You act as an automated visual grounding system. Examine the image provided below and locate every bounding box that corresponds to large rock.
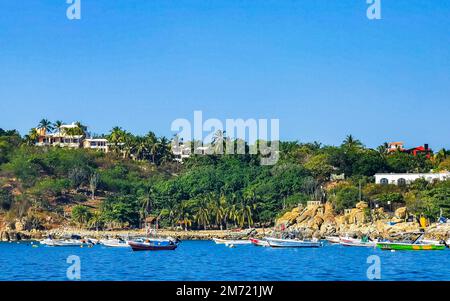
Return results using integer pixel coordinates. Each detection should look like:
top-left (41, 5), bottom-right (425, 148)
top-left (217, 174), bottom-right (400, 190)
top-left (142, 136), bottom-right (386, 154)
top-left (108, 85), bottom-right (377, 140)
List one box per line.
top-left (355, 201), bottom-right (369, 210)
top-left (395, 207), bottom-right (408, 220)
top-left (14, 220), bottom-right (25, 232)
top-left (296, 206), bottom-right (319, 225)
top-left (276, 207), bottom-right (301, 227)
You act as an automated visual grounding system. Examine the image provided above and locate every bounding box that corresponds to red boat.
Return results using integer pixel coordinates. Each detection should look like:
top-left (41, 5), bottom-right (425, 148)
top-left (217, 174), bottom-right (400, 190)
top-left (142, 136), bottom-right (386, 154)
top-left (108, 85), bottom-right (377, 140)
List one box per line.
top-left (128, 241), bottom-right (178, 251)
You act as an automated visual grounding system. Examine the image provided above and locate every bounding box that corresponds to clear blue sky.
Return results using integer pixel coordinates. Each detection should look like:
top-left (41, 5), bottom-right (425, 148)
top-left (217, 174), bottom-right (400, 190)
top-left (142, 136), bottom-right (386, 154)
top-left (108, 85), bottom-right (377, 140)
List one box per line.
top-left (0, 0), bottom-right (449, 149)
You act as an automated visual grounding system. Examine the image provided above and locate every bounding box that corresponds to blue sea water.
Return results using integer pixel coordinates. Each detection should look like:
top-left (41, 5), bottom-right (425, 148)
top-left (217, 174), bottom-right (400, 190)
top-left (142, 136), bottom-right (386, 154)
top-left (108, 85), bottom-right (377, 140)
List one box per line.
top-left (0, 241), bottom-right (449, 281)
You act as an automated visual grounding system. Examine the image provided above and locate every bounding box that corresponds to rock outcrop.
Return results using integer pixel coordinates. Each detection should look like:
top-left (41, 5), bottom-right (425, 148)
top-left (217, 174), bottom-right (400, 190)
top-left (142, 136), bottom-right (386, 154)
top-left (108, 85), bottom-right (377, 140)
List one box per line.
top-left (276, 202), bottom-right (446, 240)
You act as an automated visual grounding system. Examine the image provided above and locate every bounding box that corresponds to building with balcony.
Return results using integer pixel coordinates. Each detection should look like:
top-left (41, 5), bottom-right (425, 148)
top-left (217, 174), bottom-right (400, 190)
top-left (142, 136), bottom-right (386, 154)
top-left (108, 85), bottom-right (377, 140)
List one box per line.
top-left (83, 138), bottom-right (109, 153)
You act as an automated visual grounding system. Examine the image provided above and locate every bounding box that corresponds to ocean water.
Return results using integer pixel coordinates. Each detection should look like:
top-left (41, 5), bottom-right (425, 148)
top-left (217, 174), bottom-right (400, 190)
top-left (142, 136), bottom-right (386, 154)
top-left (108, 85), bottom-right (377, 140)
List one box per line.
top-left (0, 240), bottom-right (449, 281)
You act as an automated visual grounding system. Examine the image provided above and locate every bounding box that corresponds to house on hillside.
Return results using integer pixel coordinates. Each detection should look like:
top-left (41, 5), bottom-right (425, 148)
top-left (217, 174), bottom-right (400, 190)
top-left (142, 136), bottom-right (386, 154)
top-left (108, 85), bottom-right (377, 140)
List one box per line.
top-left (375, 172), bottom-right (450, 186)
top-left (36, 122), bottom-right (109, 152)
top-left (386, 141), bottom-right (432, 158)
top-left (36, 123), bottom-right (83, 149)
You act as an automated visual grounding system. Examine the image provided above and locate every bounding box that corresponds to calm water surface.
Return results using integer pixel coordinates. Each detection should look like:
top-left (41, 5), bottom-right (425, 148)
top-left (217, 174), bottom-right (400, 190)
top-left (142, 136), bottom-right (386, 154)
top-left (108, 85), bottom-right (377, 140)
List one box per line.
top-left (0, 241), bottom-right (449, 281)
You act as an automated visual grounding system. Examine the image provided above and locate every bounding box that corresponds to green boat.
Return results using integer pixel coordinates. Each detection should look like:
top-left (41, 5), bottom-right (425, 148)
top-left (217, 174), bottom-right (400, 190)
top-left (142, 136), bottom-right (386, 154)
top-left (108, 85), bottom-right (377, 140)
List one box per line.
top-left (377, 233), bottom-right (446, 251)
top-left (377, 242), bottom-right (446, 251)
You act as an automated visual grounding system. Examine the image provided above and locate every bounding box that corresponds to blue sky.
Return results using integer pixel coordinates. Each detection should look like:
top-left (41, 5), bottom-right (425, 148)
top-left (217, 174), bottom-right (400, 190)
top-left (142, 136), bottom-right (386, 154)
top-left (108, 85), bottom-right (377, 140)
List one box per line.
top-left (0, 0), bottom-right (449, 149)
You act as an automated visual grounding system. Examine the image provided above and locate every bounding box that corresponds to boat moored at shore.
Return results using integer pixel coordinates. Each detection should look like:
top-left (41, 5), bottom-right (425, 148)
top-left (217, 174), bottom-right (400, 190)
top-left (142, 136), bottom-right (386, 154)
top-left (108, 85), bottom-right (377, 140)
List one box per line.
top-left (213, 238), bottom-right (252, 245)
top-left (128, 240), bottom-right (178, 251)
top-left (377, 242), bottom-right (445, 251)
top-left (265, 237), bottom-right (322, 248)
top-left (250, 238), bottom-right (270, 247)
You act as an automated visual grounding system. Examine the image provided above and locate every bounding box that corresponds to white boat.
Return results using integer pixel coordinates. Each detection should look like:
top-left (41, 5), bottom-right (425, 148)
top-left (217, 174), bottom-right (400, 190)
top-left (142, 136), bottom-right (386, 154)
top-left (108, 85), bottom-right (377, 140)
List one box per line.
top-left (100, 239), bottom-right (130, 248)
top-left (339, 237), bottom-right (377, 248)
top-left (85, 238), bottom-right (100, 245)
top-left (213, 238), bottom-right (252, 245)
top-left (265, 237), bottom-right (322, 248)
top-left (325, 236), bottom-right (340, 244)
top-left (250, 238), bottom-right (270, 247)
top-left (40, 239), bottom-right (84, 247)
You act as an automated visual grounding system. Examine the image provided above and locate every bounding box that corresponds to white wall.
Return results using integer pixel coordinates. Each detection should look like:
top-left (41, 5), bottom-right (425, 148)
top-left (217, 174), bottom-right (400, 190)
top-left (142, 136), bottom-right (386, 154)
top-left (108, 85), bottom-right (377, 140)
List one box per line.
top-left (375, 172), bottom-right (450, 185)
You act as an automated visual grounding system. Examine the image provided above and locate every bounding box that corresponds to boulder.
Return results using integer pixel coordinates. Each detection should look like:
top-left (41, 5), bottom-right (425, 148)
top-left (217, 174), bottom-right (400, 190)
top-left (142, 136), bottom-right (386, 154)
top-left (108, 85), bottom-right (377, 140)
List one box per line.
top-left (276, 207), bottom-right (301, 227)
top-left (395, 207), bottom-right (408, 220)
top-left (296, 206), bottom-right (319, 225)
top-left (14, 220), bottom-right (25, 232)
top-left (355, 201), bottom-right (369, 210)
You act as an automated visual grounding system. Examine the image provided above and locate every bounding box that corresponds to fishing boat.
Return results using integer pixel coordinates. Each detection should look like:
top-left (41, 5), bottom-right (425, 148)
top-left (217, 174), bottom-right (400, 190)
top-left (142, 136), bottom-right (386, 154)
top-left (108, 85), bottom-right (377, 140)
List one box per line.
top-left (265, 237), bottom-right (322, 248)
top-left (250, 238), bottom-right (270, 247)
top-left (377, 233), bottom-right (446, 251)
top-left (377, 242), bottom-right (445, 251)
top-left (40, 238), bottom-right (84, 247)
top-left (128, 240), bottom-right (178, 251)
top-left (213, 238), bottom-right (252, 245)
top-left (325, 236), bottom-right (340, 244)
top-left (339, 237), bottom-right (378, 248)
top-left (100, 239), bottom-right (130, 248)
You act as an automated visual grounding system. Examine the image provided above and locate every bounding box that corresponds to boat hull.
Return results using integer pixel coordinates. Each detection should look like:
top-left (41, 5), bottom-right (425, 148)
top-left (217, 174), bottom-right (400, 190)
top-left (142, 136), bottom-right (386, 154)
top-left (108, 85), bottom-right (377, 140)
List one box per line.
top-left (128, 241), bottom-right (178, 251)
top-left (101, 240), bottom-right (130, 248)
top-left (41, 239), bottom-right (84, 247)
top-left (339, 238), bottom-right (377, 248)
top-left (265, 237), bottom-right (322, 248)
top-left (213, 238), bottom-right (252, 245)
top-left (250, 238), bottom-right (270, 247)
top-left (325, 237), bottom-right (340, 244)
top-left (377, 242), bottom-right (446, 251)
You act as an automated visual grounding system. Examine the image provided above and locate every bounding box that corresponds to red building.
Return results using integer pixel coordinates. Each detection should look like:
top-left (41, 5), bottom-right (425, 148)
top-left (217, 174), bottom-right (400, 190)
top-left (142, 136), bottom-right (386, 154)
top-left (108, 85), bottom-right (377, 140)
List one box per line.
top-left (407, 144), bottom-right (433, 158)
top-left (387, 142), bottom-right (433, 158)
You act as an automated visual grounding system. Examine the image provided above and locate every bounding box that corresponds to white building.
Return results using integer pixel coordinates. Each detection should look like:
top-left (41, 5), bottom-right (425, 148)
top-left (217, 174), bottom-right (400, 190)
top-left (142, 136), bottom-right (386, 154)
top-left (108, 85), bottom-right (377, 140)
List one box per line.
top-left (36, 123), bottom-right (83, 149)
top-left (36, 123), bottom-right (109, 153)
top-left (83, 138), bottom-right (109, 153)
top-left (375, 172), bottom-right (450, 185)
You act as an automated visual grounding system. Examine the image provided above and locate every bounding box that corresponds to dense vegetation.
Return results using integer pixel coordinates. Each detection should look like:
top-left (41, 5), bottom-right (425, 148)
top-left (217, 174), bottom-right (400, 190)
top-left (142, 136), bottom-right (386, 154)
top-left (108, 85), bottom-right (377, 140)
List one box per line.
top-left (1, 122), bottom-right (450, 231)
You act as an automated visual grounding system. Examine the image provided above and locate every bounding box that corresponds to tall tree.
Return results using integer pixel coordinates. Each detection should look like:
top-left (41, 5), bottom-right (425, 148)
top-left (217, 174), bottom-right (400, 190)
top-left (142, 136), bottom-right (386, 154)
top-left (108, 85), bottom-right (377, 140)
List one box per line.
top-left (38, 119), bottom-right (54, 133)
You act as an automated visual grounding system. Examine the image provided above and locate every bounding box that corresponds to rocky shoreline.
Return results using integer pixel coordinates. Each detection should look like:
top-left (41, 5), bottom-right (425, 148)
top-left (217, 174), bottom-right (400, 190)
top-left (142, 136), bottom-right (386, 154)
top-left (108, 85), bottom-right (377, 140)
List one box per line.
top-left (277, 202), bottom-right (450, 242)
top-left (2, 202), bottom-right (450, 242)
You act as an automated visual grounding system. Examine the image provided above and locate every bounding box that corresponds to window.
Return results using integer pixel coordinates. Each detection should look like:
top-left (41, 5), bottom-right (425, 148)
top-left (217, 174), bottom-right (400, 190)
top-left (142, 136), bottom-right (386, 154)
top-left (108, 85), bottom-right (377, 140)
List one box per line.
top-left (397, 178), bottom-right (406, 186)
top-left (380, 178), bottom-right (388, 185)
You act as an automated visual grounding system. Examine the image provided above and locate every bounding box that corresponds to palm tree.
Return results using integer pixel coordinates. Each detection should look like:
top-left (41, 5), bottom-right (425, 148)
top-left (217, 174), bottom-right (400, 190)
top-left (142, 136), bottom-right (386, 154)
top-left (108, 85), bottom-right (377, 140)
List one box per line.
top-left (157, 136), bottom-right (173, 164)
top-left (138, 188), bottom-right (154, 220)
top-left (108, 127), bottom-right (127, 154)
top-left (171, 201), bottom-right (193, 231)
top-left (88, 211), bottom-right (103, 231)
top-left (144, 132), bottom-right (158, 163)
top-left (194, 198), bottom-right (210, 230)
top-left (237, 203), bottom-right (254, 228)
top-left (212, 130), bottom-right (228, 154)
top-left (377, 142), bottom-right (389, 155)
top-left (434, 148), bottom-right (448, 165)
top-left (228, 203), bottom-right (239, 228)
top-left (342, 135), bottom-right (363, 149)
top-left (38, 119), bottom-right (54, 133)
top-left (53, 120), bottom-right (64, 134)
top-left (75, 121), bottom-right (87, 136)
top-left (25, 128), bottom-right (40, 145)
top-left (208, 193), bottom-right (228, 230)
top-left (131, 136), bottom-right (149, 161)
